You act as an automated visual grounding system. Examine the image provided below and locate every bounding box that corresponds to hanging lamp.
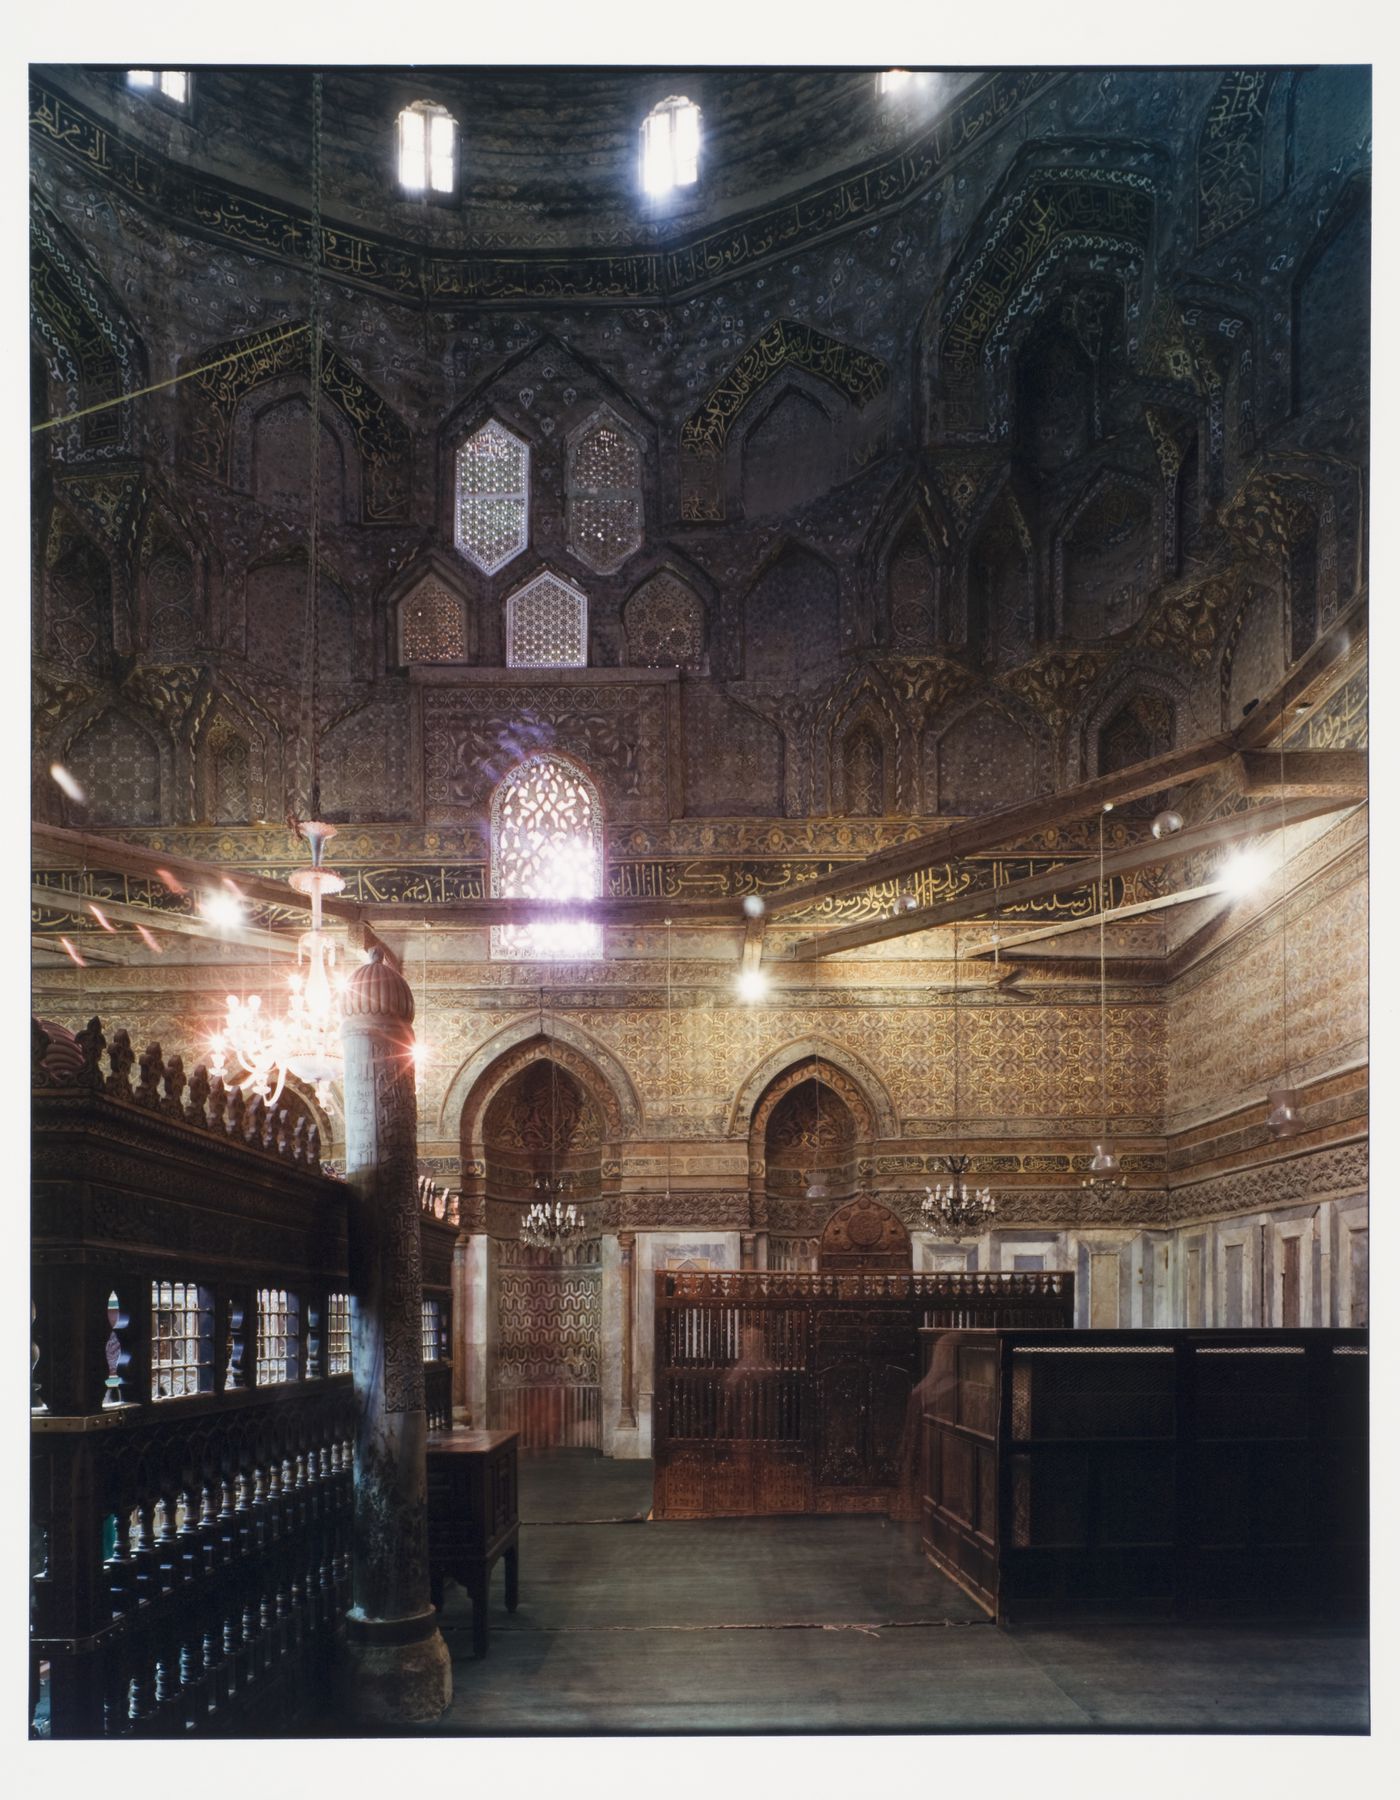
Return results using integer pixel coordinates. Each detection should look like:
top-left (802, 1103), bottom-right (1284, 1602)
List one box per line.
top-left (664, 919), bottom-right (674, 1212)
top-left (521, 986), bottom-right (585, 1250)
top-left (1081, 806), bottom-right (1129, 1202)
top-left (208, 75), bottom-right (348, 1111)
top-left (1266, 693), bottom-right (1302, 1136)
top-left (923, 920), bottom-right (995, 1236)
top-left (805, 1059), bottom-right (833, 1200)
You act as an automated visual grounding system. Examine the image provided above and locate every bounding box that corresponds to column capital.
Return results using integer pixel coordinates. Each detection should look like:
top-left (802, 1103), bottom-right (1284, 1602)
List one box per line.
top-left (342, 948), bottom-right (415, 1024)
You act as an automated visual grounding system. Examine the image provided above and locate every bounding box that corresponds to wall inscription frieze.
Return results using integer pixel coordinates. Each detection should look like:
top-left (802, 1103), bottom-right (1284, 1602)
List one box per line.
top-left (31, 71), bottom-right (1057, 306)
top-left (35, 854), bottom-right (1147, 932)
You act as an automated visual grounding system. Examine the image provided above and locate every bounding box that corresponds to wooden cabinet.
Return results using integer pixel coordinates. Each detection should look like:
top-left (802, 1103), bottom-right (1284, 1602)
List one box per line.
top-left (425, 1429), bottom-right (519, 1656)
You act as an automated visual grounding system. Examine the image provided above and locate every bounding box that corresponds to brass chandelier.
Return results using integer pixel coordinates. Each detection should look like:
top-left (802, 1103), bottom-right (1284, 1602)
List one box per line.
top-left (207, 77), bottom-right (347, 1112)
top-left (1081, 806), bottom-right (1129, 1205)
top-left (520, 988), bottom-right (585, 1251)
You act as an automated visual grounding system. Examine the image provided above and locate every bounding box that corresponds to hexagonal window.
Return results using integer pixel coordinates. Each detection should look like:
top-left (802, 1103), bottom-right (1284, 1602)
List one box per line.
top-left (505, 570), bottom-right (588, 669)
top-left (455, 419), bottom-right (529, 575)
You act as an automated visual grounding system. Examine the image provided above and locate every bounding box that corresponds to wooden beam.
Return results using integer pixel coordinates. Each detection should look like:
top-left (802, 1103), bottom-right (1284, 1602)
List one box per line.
top-left (1234, 599), bottom-right (1366, 749)
top-left (1233, 749), bottom-right (1367, 799)
top-left (763, 731), bottom-right (1240, 922)
top-left (964, 883), bottom-right (1226, 956)
top-left (31, 885), bottom-right (294, 956)
top-left (363, 896), bottom-right (739, 926)
top-left (31, 823), bottom-right (365, 924)
top-left (788, 793), bottom-right (1356, 960)
top-left (765, 598), bottom-right (1365, 924)
top-left (32, 934), bottom-right (127, 968)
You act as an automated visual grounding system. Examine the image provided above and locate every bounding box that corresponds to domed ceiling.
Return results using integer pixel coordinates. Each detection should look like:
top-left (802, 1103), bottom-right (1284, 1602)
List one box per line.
top-left (34, 64), bottom-right (981, 253)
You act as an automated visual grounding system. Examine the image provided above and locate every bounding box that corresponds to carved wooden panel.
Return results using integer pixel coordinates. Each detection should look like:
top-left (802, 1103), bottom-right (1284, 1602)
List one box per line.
top-left (652, 1271), bottom-right (1071, 1519)
top-left (422, 680), bottom-right (670, 821)
top-left (818, 1197), bottom-right (912, 1271)
top-left (489, 1238), bottom-right (601, 1449)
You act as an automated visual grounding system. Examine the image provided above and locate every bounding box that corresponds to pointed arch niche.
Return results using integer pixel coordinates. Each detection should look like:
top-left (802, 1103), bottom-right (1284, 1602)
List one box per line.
top-left (482, 1053), bottom-right (605, 1451)
top-left (139, 512), bottom-right (202, 660)
top-left (395, 568), bottom-right (470, 666)
top-left (964, 488), bottom-right (1033, 670)
top-left (885, 515), bottom-right (943, 650)
top-left (832, 705), bottom-right (896, 817)
top-left (744, 543), bottom-right (839, 687)
top-left (448, 1021), bottom-right (637, 1453)
top-left (64, 706), bottom-right (165, 826)
top-left (623, 570), bottom-right (705, 671)
top-left (197, 702), bottom-right (269, 826)
top-left (41, 512), bottom-right (112, 676)
top-left (735, 377), bottom-right (843, 520)
top-left (567, 406), bottom-right (644, 575)
top-left (932, 699), bottom-right (1037, 817)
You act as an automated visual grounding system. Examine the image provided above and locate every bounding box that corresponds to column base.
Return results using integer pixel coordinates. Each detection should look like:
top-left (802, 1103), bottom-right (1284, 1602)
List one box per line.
top-left (341, 1613), bottom-right (453, 1725)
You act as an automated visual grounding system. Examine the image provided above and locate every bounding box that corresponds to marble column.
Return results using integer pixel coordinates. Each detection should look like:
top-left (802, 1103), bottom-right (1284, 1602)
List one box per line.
top-left (339, 950), bottom-right (451, 1723)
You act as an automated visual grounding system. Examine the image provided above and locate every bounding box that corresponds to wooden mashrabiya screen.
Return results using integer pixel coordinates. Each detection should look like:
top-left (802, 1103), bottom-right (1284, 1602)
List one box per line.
top-left (651, 1269), bottom-right (1073, 1519)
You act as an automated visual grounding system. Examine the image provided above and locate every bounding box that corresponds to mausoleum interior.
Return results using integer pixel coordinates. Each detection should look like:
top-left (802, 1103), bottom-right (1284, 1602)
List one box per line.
top-left (28, 59), bottom-right (1370, 1741)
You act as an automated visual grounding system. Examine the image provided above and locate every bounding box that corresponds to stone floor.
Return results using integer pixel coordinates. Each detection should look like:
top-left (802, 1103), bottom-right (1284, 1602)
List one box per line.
top-left (407, 1450), bottom-right (1370, 1737)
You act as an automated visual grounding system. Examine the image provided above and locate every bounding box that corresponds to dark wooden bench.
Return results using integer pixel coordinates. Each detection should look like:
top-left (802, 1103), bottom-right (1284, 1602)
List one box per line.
top-left (425, 1428), bottom-right (520, 1655)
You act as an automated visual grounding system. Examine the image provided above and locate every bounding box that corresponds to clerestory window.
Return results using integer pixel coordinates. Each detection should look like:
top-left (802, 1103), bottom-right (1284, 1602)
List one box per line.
top-left (398, 100), bottom-right (457, 195)
top-left (640, 96), bottom-right (701, 196)
top-left (128, 70), bottom-right (188, 104)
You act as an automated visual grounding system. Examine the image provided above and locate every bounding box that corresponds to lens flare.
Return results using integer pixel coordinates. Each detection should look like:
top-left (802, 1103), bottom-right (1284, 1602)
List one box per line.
top-left (201, 891), bottom-right (245, 929)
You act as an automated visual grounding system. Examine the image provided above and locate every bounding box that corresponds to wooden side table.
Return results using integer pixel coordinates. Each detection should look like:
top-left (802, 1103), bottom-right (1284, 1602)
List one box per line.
top-left (425, 1428), bottom-right (520, 1656)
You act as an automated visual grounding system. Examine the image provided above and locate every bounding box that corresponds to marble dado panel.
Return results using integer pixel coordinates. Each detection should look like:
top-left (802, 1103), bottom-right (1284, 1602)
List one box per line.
top-left (421, 681), bottom-right (672, 823)
top-left (1167, 854), bottom-right (1367, 1124)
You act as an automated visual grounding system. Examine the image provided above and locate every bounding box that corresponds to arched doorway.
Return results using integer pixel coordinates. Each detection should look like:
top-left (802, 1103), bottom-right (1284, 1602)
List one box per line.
top-left (482, 1059), bottom-right (602, 1448)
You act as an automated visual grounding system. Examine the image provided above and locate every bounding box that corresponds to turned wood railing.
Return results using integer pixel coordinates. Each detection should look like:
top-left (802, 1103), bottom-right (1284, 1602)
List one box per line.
top-left (30, 1017), bottom-right (451, 1738)
top-left (418, 1180), bottom-right (457, 1431)
top-left (652, 1270), bottom-right (1073, 1519)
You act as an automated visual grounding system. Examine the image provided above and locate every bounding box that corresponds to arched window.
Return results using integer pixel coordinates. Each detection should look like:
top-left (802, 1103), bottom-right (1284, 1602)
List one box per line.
top-left (505, 570), bottom-right (588, 669)
top-left (491, 755), bottom-right (603, 963)
top-left (397, 572), bottom-right (468, 664)
top-left (567, 410), bottom-right (643, 573)
top-left (455, 419), bottom-right (529, 575)
top-left (623, 570), bottom-right (705, 669)
top-left (640, 96), bottom-right (701, 195)
top-left (397, 100), bottom-right (457, 195)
